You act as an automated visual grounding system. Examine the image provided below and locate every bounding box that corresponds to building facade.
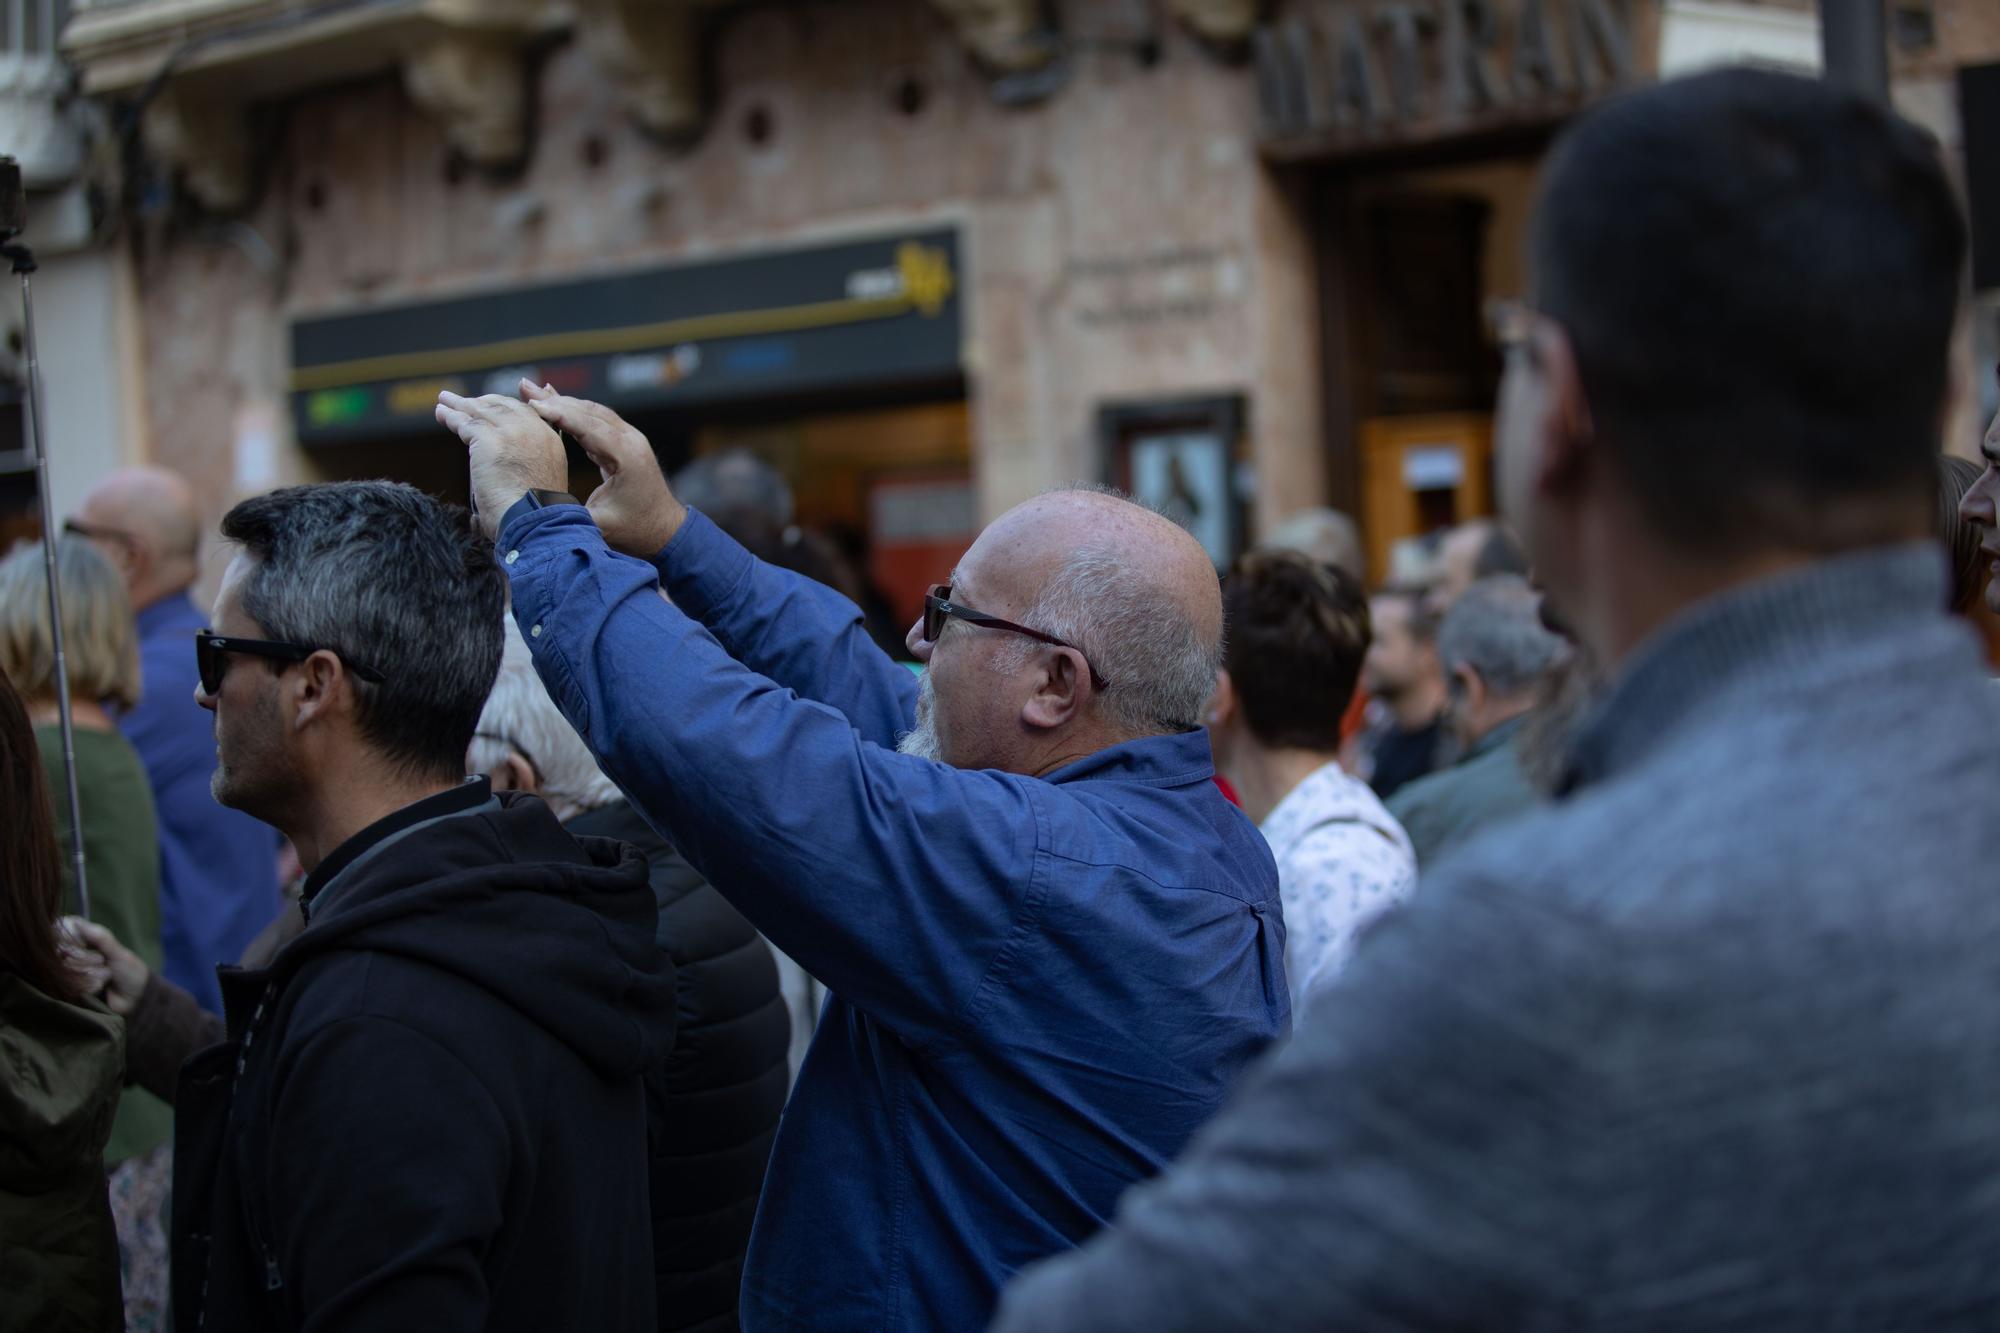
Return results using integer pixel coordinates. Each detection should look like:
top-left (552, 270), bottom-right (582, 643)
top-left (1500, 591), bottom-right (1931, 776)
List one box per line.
top-left (25, 0), bottom-right (2000, 609)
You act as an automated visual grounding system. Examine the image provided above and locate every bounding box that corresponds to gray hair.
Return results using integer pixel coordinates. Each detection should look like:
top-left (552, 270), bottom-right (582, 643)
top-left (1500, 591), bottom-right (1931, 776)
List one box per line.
top-left (1263, 507), bottom-right (1365, 580)
top-left (999, 487), bottom-right (1222, 737)
top-left (672, 450), bottom-right (794, 533)
top-left (467, 614), bottom-right (621, 820)
top-left (1438, 574), bottom-right (1569, 699)
top-left (219, 482), bottom-right (506, 778)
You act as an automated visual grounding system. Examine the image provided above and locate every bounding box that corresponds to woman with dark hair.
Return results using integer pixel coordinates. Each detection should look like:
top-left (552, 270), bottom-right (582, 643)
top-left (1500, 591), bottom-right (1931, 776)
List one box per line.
top-left (0, 536), bottom-right (173, 1328)
top-left (0, 665), bottom-right (125, 1331)
top-left (1938, 453), bottom-right (2000, 671)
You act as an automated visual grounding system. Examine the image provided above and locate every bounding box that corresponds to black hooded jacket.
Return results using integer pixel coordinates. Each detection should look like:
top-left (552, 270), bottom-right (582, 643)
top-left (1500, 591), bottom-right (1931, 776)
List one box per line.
top-left (172, 782), bottom-right (677, 1333)
top-left (566, 799), bottom-right (791, 1333)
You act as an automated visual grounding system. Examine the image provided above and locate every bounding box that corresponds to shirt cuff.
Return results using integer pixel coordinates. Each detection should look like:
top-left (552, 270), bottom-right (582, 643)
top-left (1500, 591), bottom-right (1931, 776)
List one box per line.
top-left (649, 507), bottom-right (758, 623)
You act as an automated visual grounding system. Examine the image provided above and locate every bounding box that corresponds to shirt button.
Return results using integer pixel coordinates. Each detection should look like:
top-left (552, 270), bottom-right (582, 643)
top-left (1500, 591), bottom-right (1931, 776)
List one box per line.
top-left (530, 624), bottom-right (542, 638)
top-left (505, 550), bottom-right (519, 565)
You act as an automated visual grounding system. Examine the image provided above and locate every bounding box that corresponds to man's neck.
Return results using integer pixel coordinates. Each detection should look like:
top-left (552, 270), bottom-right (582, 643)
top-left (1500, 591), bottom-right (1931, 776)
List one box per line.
top-left (131, 572), bottom-right (194, 616)
top-left (285, 767), bottom-right (465, 875)
top-left (1225, 744), bottom-right (1338, 826)
top-left (1562, 488), bottom-right (1930, 674)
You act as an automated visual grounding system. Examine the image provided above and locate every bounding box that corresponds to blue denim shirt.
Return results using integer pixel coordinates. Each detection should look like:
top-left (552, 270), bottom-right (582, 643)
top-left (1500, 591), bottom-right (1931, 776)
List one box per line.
top-left (503, 505), bottom-right (1288, 1332)
top-left (118, 594), bottom-right (283, 1014)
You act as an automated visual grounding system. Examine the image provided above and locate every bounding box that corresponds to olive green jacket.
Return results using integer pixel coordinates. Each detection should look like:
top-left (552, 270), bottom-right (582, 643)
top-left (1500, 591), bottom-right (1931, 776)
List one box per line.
top-left (0, 974), bottom-right (125, 1332)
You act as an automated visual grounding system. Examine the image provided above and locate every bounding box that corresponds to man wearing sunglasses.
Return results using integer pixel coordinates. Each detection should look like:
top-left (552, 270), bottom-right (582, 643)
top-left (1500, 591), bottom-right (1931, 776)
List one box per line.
top-left (437, 383), bottom-right (1285, 1332)
top-left (168, 480), bottom-right (676, 1333)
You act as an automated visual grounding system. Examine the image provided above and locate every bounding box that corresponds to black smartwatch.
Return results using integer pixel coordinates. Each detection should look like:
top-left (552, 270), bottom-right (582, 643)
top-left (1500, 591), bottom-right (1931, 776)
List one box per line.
top-left (499, 488), bottom-right (580, 535)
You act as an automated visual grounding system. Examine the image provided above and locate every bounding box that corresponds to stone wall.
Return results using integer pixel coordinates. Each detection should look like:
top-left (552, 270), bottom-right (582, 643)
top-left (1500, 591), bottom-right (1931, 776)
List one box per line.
top-left (130, 0), bottom-right (1322, 573)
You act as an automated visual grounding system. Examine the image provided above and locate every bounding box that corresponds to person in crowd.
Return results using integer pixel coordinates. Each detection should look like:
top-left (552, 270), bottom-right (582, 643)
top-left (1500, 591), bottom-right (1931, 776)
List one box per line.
top-left (162, 481), bottom-right (674, 1332)
top-left (1357, 586), bottom-right (1447, 798)
top-left (467, 615), bottom-right (790, 1333)
top-left (0, 536), bottom-right (174, 1327)
top-left (435, 383), bottom-right (1286, 1332)
top-left (1388, 574), bottom-right (1568, 866)
top-left (1262, 509), bottom-right (1373, 755)
top-left (69, 467), bottom-right (282, 1016)
top-left (1206, 549), bottom-right (1414, 1016)
top-left (1427, 517), bottom-right (1528, 615)
top-left (991, 68), bottom-right (2000, 1329)
top-left (1945, 418), bottom-right (2000, 669)
top-left (0, 665), bottom-right (126, 1333)
top-left (1262, 507), bottom-right (1366, 580)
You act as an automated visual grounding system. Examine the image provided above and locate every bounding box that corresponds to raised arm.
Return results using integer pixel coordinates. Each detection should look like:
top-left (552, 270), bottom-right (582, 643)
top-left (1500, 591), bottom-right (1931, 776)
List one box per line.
top-left (645, 508), bottom-right (918, 748)
top-left (439, 388), bottom-right (1033, 1039)
top-left (500, 505), bottom-right (1039, 1043)
top-left (523, 383), bottom-right (916, 746)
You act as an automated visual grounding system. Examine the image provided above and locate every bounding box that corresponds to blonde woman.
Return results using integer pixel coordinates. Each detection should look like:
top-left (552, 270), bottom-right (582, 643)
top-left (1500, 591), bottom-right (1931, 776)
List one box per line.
top-left (0, 535), bottom-right (172, 1332)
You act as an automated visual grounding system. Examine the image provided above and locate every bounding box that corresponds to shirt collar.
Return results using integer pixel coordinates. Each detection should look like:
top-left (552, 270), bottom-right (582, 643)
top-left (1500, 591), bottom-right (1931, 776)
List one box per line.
top-left (1259, 761), bottom-right (1380, 857)
top-left (1463, 712), bottom-right (1529, 764)
top-left (1559, 542), bottom-right (1946, 795)
top-left (1041, 728), bottom-right (1216, 789)
top-left (300, 777), bottom-right (493, 911)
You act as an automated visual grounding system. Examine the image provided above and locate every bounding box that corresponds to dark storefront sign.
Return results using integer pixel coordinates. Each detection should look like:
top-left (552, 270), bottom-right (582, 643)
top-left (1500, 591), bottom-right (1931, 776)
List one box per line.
top-left (289, 230), bottom-right (962, 444)
top-left (1254, 0), bottom-right (1637, 160)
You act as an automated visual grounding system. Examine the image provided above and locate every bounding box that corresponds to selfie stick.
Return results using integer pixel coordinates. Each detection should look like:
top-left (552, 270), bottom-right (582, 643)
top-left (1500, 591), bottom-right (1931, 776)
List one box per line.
top-left (1, 158), bottom-right (91, 920)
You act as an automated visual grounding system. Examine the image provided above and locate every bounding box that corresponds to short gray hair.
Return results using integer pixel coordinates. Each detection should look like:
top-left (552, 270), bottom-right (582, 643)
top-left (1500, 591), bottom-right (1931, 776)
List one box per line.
top-left (468, 614), bottom-right (622, 820)
top-left (1438, 574), bottom-right (1568, 699)
top-left (999, 488), bottom-right (1221, 737)
top-left (673, 450), bottom-right (794, 532)
top-left (220, 482), bottom-right (506, 778)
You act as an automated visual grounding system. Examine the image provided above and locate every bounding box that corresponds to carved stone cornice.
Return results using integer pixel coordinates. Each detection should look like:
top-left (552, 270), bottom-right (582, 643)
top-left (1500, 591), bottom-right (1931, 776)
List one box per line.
top-left (1169, 0), bottom-right (1263, 47)
top-left (926, 0), bottom-right (1054, 72)
top-left (574, 0), bottom-right (732, 145)
top-left (64, 0), bottom-right (563, 210)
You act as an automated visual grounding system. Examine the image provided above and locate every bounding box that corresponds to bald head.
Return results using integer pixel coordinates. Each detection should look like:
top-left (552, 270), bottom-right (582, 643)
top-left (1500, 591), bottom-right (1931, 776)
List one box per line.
top-left (962, 486), bottom-right (1222, 736)
top-left (76, 466), bottom-right (201, 608)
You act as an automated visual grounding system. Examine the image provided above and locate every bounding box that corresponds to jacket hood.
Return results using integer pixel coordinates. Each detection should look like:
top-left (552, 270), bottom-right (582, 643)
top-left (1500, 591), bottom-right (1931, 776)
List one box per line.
top-left (0, 975), bottom-right (123, 1187)
top-left (265, 791), bottom-right (674, 1079)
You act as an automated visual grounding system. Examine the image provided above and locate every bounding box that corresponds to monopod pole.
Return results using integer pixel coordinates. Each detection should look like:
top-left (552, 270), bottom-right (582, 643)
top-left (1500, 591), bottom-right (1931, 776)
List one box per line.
top-left (8, 239), bottom-right (91, 920)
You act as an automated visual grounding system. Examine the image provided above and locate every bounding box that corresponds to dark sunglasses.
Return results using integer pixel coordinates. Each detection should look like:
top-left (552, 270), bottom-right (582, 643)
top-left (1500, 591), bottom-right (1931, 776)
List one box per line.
top-left (922, 584), bottom-right (1109, 691)
top-left (195, 630), bottom-right (386, 696)
top-left (62, 518), bottom-right (139, 549)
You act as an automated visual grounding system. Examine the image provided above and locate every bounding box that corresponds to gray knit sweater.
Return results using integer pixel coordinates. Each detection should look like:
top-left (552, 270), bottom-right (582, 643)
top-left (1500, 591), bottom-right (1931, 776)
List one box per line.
top-left (993, 544), bottom-right (2000, 1331)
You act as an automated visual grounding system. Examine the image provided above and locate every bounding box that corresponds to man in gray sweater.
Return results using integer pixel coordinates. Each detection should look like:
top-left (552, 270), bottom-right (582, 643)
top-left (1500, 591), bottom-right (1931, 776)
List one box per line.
top-left (993, 67), bottom-right (2000, 1331)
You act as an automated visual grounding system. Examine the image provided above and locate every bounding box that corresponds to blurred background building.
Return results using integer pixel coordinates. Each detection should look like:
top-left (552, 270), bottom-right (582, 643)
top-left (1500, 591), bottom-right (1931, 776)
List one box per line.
top-left (0, 0), bottom-right (1996, 609)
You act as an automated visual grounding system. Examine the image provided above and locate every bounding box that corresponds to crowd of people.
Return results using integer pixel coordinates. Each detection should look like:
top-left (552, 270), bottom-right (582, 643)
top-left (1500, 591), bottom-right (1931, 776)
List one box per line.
top-left (3, 65), bottom-right (2000, 1332)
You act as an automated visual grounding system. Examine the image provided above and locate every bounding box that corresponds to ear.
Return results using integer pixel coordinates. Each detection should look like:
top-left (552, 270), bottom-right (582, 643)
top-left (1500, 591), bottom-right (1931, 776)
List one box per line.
top-left (289, 649), bottom-right (353, 736)
top-left (1453, 662), bottom-right (1486, 722)
top-left (1206, 667), bottom-right (1235, 730)
top-left (1020, 645), bottom-right (1088, 732)
top-left (1535, 320), bottom-right (1597, 499)
top-left (487, 752), bottom-right (540, 796)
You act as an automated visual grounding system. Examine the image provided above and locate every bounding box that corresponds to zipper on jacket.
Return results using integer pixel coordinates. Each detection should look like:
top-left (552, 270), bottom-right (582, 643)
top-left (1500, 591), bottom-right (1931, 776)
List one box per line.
top-left (265, 1251), bottom-right (284, 1292)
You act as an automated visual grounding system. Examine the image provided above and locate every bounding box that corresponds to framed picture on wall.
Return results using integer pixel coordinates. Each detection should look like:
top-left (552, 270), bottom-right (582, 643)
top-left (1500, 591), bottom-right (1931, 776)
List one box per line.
top-left (1098, 394), bottom-right (1247, 569)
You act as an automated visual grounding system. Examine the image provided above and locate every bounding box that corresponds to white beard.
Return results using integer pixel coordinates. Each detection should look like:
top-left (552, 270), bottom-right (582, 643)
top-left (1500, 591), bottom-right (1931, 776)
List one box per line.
top-left (896, 670), bottom-right (943, 762)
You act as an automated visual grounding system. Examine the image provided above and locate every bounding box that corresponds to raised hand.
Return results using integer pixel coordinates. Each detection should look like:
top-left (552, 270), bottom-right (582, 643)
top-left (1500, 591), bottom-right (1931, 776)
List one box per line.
top-left (519, 381), bottom-right (689, 557)
top-left (435, 389), bottom-right (570, 540)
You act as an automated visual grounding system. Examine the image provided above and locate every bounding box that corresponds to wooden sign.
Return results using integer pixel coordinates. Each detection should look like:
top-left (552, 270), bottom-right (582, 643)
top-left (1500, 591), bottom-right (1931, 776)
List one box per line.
top-left (1255, 0), bottom-right (1639, 157)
